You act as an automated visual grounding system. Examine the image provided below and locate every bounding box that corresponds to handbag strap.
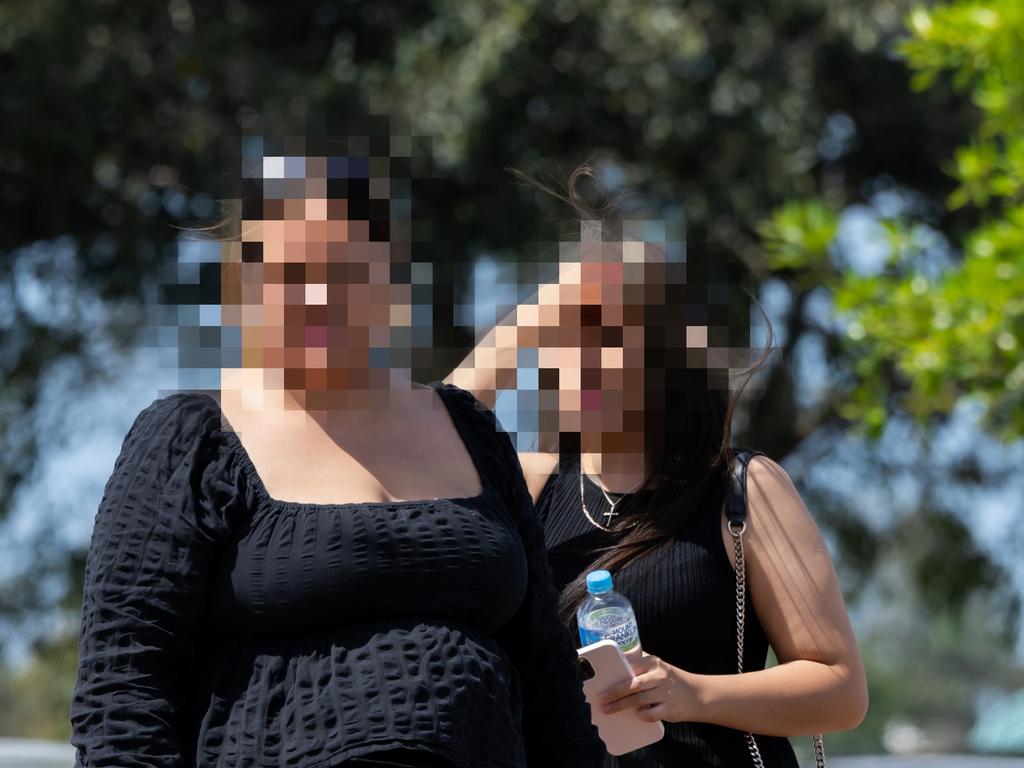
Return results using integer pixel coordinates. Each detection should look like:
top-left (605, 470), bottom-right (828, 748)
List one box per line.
top-left (728, 449), bottom-right (827, 768)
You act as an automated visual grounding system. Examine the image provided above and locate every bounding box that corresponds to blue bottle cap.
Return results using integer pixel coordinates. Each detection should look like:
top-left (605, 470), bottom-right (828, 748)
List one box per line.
top-left (586, 570), bottom-right (613, 594)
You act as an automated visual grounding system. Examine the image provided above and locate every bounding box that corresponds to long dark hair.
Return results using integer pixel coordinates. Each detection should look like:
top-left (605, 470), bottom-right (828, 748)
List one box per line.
top-left (506, 159), bottom-right (775, 626)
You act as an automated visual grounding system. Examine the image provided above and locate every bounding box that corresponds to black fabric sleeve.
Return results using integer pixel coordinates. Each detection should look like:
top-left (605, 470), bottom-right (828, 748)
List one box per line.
top-left (455, 388), bottom-right (606, 767)
top-left (69, 393), bottom-right (229, 768)
top-left (498, 465), bottom-right (608, 767)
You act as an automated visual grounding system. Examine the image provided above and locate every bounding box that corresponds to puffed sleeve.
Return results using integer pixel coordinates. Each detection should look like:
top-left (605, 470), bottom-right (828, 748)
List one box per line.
top-left (457, 389), bottom-right (606, 767)
top-left (69, 393), bottom-right (235, 768)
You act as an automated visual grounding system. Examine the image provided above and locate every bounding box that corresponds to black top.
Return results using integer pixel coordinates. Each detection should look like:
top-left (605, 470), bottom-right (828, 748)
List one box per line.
top-left (536, 452), bottom-right (800, 768)
top-left (69, 383), bottom-right (606, 768)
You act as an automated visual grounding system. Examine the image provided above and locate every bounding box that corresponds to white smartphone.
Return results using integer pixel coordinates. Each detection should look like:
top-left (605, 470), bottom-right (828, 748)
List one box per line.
top-left (576, 639), bottom-right (666, 755)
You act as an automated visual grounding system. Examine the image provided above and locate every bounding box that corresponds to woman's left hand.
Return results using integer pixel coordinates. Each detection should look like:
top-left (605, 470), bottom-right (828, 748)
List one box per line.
top-left (597, 651), bottom-right (701, 723)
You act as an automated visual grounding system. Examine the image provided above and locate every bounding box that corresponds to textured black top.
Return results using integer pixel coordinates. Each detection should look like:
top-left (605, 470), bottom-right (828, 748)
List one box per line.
top-left (69, 383), bottom-right (606, 768)
top-left (536, 452), bottom-right (799, 768)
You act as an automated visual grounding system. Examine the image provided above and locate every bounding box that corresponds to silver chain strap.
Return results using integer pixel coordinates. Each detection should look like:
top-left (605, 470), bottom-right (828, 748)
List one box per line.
top-left (730, 519), bottom-right (827, 768)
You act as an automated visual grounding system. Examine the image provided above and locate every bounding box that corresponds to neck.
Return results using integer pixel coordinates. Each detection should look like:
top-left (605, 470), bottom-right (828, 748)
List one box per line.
top-left (220, 365), bottom-right (421, 415)
top-left (581, 449), bottom-right (654, 494)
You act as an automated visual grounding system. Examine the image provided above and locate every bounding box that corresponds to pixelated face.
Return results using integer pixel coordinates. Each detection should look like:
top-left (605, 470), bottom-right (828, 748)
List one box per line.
top-left (410, 191), bottom-right (756, 460)
top-left (530, 238), bottom-right (678, 449)
top-left (446, 209), bottom-right (743, 454)
top-left (235, 155), bottom-right (407, 386)
top-left (534, 231), bottom-right (742, 455)
top-left (573, 246), bottom-right (648, 439)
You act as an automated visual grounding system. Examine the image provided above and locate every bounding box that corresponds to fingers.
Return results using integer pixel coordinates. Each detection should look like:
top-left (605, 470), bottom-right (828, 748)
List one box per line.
top-left (599, 687), bottom-right (659, 715)
top-left (636, 702), bottom-right (665, 721)
top-left (599, 673), bottom-right (649, 706)
top-left (626, 651), bottom-right (656, 675)
top-left (599, 661), bottom-right (663, 705)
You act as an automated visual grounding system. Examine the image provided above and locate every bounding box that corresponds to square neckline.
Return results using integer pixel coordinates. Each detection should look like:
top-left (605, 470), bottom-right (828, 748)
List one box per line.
top-left (204, 382), bottom-right (492, 512)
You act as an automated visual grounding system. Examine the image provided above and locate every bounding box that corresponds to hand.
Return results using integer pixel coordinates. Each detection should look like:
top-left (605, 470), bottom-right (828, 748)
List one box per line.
top-left (597, 650), bottom-right (700, 723)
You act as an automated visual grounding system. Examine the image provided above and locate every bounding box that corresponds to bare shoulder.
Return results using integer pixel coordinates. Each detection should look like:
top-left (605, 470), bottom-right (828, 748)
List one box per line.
top-left (518, 451), bottom-right (560, 505)
top-left (746, 453), bottom-right (801, 497)
top-left (744, 454), bottom-right (827, 555)
top-left (720, 454), bottom-right (824, 568)
top-left (724, 455), bottom-right (860, 667)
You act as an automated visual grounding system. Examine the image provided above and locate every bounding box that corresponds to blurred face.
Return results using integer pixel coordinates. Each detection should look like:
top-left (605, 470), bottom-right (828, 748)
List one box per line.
top-left (233, 155), bottom-right (406, 392)
top-left (537, 239), bottom-right (654, 452)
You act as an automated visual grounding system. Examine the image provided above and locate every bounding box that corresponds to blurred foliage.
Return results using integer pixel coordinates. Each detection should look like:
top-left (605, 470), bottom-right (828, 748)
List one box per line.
top-left (840, 603), bottom-right (1024, 756)
top-left (1, 0), bottom-right (1021, 751)
top-left (0, 631), bottom-right (78, 741)
top-left (0, 0), bottom-right (976, 529)
top-left (759, 0), bottom-right (1024, 441)
top-left (757, 199), bottom-right (839, 277)
top-left (791, 443), bottom-right (1024, 755)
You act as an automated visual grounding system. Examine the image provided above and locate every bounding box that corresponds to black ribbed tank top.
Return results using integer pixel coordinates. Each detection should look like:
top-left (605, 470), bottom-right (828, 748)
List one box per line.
top-left (535, 451), bottom-right (800, 768)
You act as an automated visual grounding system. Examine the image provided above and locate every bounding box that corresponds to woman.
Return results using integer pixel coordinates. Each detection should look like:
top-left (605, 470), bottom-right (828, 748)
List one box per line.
top-left (69, 139), bottom-right (606, 768)
top-left (446, 165), bottom-right (869, 767)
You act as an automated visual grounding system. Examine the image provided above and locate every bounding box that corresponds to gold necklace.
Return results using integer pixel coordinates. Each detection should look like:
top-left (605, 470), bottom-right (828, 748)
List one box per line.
top-left (578, 455), bottom-right (644, 531)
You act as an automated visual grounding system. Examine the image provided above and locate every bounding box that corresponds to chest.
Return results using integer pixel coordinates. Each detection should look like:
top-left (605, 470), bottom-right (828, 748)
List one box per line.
top-left (205, 494), bottom-right (529, 638)
top-left (538, 478), bottom-right (754, 665)
top-left (219, 393), bottom-right (483, 506)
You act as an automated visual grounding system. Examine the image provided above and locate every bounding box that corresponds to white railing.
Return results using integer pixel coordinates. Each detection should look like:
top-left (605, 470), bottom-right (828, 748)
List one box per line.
top-left (0, 738), bottom-right (75, 768)
top-left (0, 740), bottom-right (1020, 768)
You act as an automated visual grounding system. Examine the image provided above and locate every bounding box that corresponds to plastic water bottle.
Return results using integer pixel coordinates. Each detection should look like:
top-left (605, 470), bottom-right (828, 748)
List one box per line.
top-left (577, 569), bottom-right (641, 657)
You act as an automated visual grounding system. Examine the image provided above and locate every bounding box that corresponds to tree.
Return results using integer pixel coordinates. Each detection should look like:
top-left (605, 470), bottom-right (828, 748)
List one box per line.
top-left (756, 2), bottom-right (1024, 752)
top-left (758, 0), bottom-right (1024, 442)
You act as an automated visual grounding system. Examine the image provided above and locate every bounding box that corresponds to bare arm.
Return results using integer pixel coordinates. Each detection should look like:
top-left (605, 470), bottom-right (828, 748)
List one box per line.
top-left (443, 263), bottom-right (580, 410)
top-left (599, 455), bottom-right (868, 736)
top-left (693, 455), bottom-right (869, 734)
top-left (442, 322), bottom-right (519, 410)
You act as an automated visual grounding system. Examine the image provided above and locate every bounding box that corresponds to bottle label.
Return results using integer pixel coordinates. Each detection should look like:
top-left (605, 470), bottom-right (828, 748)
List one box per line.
top-left (579, 607), bottom-right (640, 653)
